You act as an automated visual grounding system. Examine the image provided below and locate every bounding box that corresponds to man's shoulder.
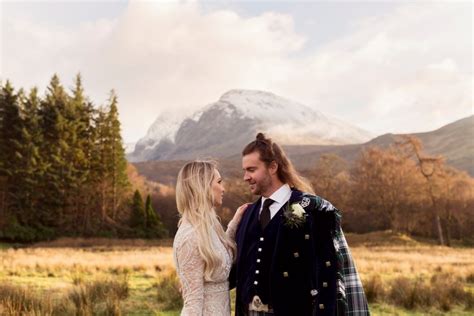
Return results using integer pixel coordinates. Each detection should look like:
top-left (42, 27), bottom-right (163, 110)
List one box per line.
top-left (296, 192), bottom-right (342, 232)
top-left (296, 191), bottom-right (338, 214)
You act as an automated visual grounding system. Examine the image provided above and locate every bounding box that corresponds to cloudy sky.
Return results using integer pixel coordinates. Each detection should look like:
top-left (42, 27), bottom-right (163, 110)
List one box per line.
top-left (1, 0), bottom-right (472, 144)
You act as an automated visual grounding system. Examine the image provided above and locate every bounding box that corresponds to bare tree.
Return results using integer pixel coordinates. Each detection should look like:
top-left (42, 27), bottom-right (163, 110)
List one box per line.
top-left (399, 136), bottom-right (446, 245)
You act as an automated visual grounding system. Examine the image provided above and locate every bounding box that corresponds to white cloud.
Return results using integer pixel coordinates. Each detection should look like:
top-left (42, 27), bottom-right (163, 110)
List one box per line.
top-left (1, 0), bottom-right (472, 142)
top-left (272, 2), bottom-right (472, 134)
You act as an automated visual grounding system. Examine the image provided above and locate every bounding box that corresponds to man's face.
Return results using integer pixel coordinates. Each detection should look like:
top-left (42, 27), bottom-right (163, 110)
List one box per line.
top-left (242, 151), bottom-right (273, 196)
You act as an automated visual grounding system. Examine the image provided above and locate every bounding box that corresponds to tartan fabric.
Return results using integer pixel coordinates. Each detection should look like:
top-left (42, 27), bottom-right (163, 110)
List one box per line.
top-left (311, 195), bottom-right (371, 316)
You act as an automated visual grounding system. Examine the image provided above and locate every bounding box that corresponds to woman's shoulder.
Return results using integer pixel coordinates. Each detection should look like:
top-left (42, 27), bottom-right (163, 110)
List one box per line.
top-left (173, 220), bottom-right (198, 250)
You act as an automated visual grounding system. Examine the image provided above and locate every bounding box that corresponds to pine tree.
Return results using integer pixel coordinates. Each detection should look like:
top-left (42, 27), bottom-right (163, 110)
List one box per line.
top-left (130, 190), bottom-right (146, 237)
top-left (105, 90), bottom-right (130, 221)
top-left (0, 82), bottom-right (41, 241)
top-left (37, 74), bottom-right (71, 229)
top-left (15, 87), bottom-right (45, 227)
top-left (145, 194), bottom-right (168, 238)
top-left (0, 82), bottom-right (23, 217)
top-left (92, 91), bottom-right (130, 230)
top-left (68, 74), bottom-right (93, 233)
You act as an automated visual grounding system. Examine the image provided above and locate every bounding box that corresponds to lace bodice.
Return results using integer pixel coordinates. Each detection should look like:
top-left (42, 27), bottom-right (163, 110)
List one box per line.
top-left (173, 219), bottom-right (238, 316)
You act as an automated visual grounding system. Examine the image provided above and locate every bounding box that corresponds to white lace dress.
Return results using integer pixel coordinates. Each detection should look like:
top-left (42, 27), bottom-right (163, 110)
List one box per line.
top-left (173, 219), bottom-right (238, 316)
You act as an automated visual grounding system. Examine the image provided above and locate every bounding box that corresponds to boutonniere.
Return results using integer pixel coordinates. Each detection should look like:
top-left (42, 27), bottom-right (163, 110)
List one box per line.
top-left (283, 201), bottom-right (307, 228)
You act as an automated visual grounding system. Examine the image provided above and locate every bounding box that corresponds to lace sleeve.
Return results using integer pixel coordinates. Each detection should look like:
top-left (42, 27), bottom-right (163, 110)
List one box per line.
top-left (226, 219), bottom-right (239, 241)
top-left (175, 232), bottom-right (205, 316)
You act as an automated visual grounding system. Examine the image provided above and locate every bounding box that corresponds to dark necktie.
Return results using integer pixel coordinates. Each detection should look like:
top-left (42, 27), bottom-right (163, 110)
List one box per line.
top-left (259, 198), bottom-right (274, 230)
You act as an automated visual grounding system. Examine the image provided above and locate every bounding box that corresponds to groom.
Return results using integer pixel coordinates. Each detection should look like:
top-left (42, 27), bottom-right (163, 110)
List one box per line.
top-left (230, 133), bottom-right (369, 316)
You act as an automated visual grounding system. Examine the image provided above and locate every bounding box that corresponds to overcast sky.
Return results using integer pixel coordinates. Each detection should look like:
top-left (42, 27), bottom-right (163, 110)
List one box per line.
top-left (1, 0), bottom-right (472, 143)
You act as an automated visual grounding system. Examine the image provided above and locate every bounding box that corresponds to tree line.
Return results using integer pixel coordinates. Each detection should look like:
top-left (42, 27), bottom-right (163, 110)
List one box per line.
top-left (145, 136), bottom-right (474, 246)
top-left (1, 75), bottom-right (471, 246)
top-left (307, 137), bottom-right (474, 246)
top-left (0, 75), bottom-right (167, 242)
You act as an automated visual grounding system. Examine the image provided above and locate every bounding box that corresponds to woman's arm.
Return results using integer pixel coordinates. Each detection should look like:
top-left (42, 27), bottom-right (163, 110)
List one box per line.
top-left (175, 233), bottom-right (205, 316)
top-left (226, 203), bottom-right (250, 240)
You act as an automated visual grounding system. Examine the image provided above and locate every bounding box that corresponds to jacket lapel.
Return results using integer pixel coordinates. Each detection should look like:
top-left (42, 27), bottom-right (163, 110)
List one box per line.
top-left (271, 189), bottom-right (303, 264)
top-left (236, 197), bottom-right (261, 266)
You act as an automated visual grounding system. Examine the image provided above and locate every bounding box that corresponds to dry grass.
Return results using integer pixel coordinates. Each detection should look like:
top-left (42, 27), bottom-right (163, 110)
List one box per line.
top-left (0, 244), bottom-right (174, 278)
top-left (354, 245), bottom-right (474, 282)
top-left (0, 233), bottom-right (473, 314)
top-left (351, 232), bottom-right (474, 314)
top-left (154, 269), bottom-right (182, 310)
top-left (68, 275), bottom-right (130, 315)
top-left (30, 237), bottom-right (173, 248)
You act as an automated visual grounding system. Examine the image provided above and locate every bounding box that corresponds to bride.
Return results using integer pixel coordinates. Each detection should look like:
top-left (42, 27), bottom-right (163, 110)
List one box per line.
top-left (173, 160), bottom-right (248, 315)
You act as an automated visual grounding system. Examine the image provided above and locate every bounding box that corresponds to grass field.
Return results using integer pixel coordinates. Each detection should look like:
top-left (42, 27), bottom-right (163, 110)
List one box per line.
top-left (0, 232), bottom-right (473, 315)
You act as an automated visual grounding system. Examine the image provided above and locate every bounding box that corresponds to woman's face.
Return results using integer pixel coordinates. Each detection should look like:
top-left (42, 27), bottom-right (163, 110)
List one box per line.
top-left (211, 169), bottom-right (225, 207)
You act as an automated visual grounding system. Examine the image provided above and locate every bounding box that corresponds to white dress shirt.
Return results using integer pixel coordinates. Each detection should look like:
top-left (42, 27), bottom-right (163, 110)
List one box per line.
top-left (259, 184), bottom-right (292, 220)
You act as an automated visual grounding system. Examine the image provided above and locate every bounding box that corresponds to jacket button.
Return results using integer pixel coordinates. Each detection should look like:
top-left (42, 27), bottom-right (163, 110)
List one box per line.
top-left (325, 261), bottom-right (331, 267)
top-left (304, 234), bottom-right (310, 240)
top-left (319, 304), bottom-right (325, 309)
top-left (255, 270), bottom-right (260, 274)
top-left (254, 281), bottom-right (258, 285)
top-left (323, 282), bottom-right (328, 288)
top-left (310, 289), bottom-right (318, 296)
top-left (283, 272), bottom-right (289, 277)
top-left (258, 248), bottom-right (262, 252)
top-left (293, 252), bottom-right (299, 258)
top-left (256, 259), bottom-right (261, 263)
top-left (260, 237), bottom-right (264, 241)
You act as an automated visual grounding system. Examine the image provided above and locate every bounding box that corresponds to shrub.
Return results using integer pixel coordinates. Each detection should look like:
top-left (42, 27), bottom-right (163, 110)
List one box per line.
top-left (155, 269), bottom-right (182, 310)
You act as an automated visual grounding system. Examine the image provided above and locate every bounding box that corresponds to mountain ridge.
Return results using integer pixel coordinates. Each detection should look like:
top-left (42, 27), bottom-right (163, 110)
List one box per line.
top-left (128, 89), bottom-right (374, 162)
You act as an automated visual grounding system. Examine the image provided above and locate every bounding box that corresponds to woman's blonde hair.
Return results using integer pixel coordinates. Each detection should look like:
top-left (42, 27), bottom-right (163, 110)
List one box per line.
top-left (176, 160), bottom-right (236, 281)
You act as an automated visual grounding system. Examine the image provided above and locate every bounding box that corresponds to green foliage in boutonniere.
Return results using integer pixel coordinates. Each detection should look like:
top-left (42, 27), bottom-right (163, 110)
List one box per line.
top-left (283, 201), bottom-right (307, 228)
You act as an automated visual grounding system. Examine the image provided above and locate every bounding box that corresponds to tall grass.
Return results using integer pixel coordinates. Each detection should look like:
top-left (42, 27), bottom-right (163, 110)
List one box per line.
top-left (155, 269), bottom-right (182, 311)
top-left (69, 275), bottom-right (129, 315)
top-left (0, 283), bottom-right (55, 315)
top-left (1, 235), bottom-right (473, 314)
top-left (364, 272), bottom-right (474, 312)
top-left (0, 275), bottom-right (129, 315)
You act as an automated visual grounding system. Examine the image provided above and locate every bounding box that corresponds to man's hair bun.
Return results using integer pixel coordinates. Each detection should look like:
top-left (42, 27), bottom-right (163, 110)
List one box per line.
top-left (256, 133), bottom-right (266, 141)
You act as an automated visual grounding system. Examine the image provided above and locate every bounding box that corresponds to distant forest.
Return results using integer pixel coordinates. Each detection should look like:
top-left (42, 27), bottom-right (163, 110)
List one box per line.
top-left (153, 139), bottom-right (473, 246)
top-left (1, 75), bottom-right (472, 246)
top-left (0, 75), bottom-right (167, 242)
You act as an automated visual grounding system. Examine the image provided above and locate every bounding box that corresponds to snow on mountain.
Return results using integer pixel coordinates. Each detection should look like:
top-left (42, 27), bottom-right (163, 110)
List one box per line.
top-left (127, 90), bottom-right (374, 162)
top-left (124, 142), bottom-right (136, 154)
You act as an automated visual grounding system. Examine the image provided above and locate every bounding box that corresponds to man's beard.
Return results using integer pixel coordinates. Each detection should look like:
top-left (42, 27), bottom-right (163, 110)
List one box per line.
top-left (251, 173), bottom-right (272, 196)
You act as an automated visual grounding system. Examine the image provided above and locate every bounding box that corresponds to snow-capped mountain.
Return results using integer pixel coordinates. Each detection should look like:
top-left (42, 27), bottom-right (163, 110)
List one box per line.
top-left (127, 90), bottom-right (374, 162)
top-left (124, 142), bottom-right (137, 154)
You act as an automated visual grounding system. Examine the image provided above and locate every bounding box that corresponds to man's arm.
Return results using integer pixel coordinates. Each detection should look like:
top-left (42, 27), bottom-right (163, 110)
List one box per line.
top-left (313, 195), bottom-right (370, 315)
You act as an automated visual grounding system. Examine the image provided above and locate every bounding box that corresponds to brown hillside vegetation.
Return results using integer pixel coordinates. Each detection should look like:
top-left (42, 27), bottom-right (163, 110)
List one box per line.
top-left (133, 136), bottom-right (474, 245)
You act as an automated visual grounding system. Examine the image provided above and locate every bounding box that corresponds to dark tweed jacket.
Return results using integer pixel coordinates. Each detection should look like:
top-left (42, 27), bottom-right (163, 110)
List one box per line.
top-left (230, 189), bottom-right (370, 316)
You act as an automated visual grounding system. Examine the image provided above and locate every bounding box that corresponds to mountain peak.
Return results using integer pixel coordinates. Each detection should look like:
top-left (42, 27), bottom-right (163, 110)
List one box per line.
top-left (128, 90), bottom-right (374, 162)
top-left (220, 89), bottom-right (278, 101)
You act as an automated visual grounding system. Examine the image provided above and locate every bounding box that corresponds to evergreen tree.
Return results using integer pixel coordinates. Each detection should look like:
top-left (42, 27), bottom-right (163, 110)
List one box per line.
top-left (0, 82), bottom-right (23, 216)
top-left (37, 74), bottom-right (71, 229)
top-left (145, 194), bottom-right (168, 238)
top-left (130, 190), bottom-right (146, 236)
top-left (15, 87), bottom-right (45, 226)
top-left (92, 91), bottom-right (130, 230)
top-left (105, 90), bottom-right (129, 221)
top-left (69, 74), bottom-right (93, 233)
top-left (0, 75), bottom-right (154, 241)
top-left (0, 82), bottom-right (40, 241)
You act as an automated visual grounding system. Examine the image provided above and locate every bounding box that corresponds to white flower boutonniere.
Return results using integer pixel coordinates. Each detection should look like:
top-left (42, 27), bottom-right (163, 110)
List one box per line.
top-left (283, 202), bottom-right (307, 228)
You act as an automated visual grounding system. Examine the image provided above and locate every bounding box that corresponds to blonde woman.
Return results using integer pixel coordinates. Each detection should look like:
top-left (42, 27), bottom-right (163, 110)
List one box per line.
top-left (173, 160), bottom-right (249, 315)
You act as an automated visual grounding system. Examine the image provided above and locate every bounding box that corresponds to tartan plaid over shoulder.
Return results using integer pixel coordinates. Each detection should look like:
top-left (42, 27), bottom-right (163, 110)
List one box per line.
top-left (303, 194), bottom-right (370, 316)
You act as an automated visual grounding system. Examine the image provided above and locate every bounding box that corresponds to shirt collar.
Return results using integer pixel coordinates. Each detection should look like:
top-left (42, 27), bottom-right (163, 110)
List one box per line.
top-left (262, 183), bottom-right (291, 205)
